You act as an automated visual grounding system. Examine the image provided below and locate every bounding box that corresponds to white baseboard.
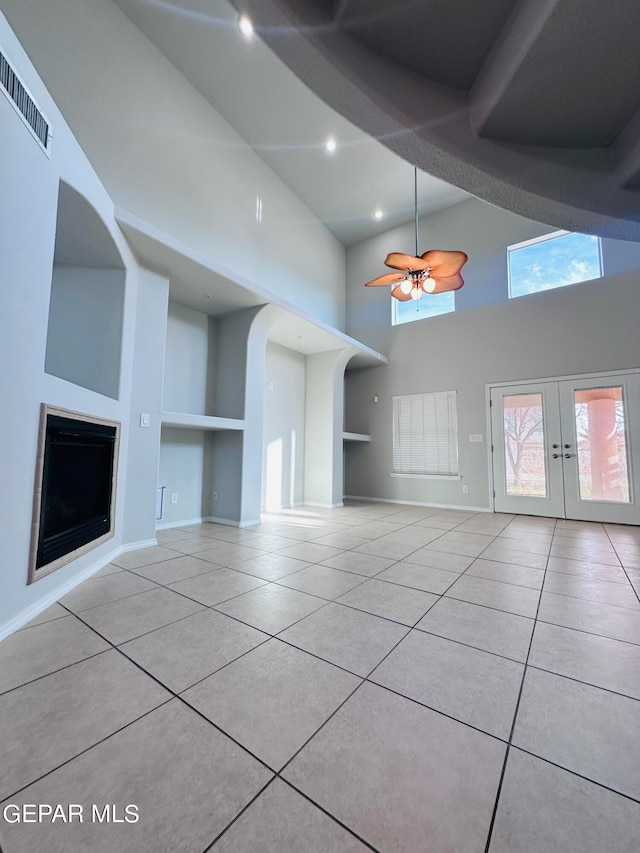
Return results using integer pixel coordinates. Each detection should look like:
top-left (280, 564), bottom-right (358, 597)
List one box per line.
top-left (121, 537), bottom-right (157, 552)
top-left (303, 502), bottom-right (344, 509)
top-left (206, 515), bottom-right (239, 528)
top-left (0, 537), bottom-right (163, 641)
top-left (156, 516), bottom-right (261, 530)
top-left (344, 495), bottom-right (491, 512)
top-left (206, 515), bottom-right (262, 528)
top-left (155, 516), bottom-right (205, 530)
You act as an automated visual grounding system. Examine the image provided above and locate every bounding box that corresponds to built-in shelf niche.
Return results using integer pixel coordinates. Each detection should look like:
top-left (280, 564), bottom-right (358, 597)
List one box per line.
top-left (159, 427), bottom-right (212, 527)
top-left (163, 301), bottom-right (219, 418)
top-left (343, 432), bottom-right (371, 442)
top-left (161, 412), bottom-right (244, 431)
top-left (45, 182), bottom-right (125, 399)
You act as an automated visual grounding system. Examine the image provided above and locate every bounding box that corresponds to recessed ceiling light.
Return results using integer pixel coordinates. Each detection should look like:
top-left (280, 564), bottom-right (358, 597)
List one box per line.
top-left (238, 15), bottom-right (254, 39)
top-left (324, 137), bottom-right (337, 154)
top-left (373, 209), bottom-right (384, 220)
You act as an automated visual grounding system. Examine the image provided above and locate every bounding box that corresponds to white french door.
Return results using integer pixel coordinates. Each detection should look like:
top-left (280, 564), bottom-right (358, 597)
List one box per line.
top-left (490, 372), bottom-right (640, 524)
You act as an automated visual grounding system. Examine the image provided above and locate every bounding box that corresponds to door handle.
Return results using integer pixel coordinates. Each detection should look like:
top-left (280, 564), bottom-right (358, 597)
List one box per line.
top-left (552, 444), bottom-right (560, 449)
top-left (552, 453), bottom-right (561, 458)
top-left (564, 453), bottom-right (573, 458)
top-left (564, 444), bottom-right (571, 449)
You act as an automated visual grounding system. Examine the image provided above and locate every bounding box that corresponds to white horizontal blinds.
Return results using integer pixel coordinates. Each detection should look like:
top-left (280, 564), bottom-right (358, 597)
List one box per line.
top-left (393, 391), bottom-right (458, 475)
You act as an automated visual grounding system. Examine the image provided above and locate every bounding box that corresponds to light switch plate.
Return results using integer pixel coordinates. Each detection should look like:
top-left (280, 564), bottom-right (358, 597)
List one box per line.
top-left (140, 413), bottom-right (150, 428)
top-left (469, 434), bottom-right (484, 442)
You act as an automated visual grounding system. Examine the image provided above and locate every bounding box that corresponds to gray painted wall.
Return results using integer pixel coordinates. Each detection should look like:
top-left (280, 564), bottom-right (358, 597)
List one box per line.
top-left (163, 301), bottom-right (213, 415)
top-left (345, 198), bottom-right (640, 508)
top-left (214, 307), bottom-right (264, 420)
top-left (158, 427), bottom-right (206, 526)
top-left (263, 341), bottom-right (306, 509)
top-left (45, 265), bottom-right (125, 399)
top-left (210, 431), bottom-right (244, 523)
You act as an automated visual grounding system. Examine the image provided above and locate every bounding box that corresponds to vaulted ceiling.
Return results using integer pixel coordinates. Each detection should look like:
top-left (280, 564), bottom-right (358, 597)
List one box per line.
top-left (111, 0), bottom-right (468, 246)
top-left (229, 0), bottom-right (640, 241)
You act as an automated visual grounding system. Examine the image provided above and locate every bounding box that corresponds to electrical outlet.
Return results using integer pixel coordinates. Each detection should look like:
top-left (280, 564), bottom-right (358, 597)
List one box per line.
top-left (140, 413), bottom-right (150, 428)
top-left (213, 491), bottom-right (218, 501)
top-left (171, 492), bottom-right (178, 504)
top-left (268, 380), bottom-right (274, 390)
top-left (462, 485), bottom-right (469, 494)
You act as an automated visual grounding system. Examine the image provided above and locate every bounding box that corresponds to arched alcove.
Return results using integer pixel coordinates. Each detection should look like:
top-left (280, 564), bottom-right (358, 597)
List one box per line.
top-left (45, 181), bottom-right (126, 399)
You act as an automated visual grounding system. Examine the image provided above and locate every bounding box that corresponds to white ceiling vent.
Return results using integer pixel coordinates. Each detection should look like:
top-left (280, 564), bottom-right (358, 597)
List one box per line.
top-left (0, 48), bottom-right (50, 153)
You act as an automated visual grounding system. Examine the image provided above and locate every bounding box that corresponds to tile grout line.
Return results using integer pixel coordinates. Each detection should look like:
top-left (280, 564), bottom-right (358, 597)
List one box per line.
top-left (509, 744), bottom-right (640, 805)
top-left (6, 508), bottom-right (636, 850)
top-left (482, 517), bottom-right (557, 853)
top-left (200, 682), bottom-right (384, 853)
top-left (535, 615), bottom-right (640, 648)
top-left (1, 696), bottom-right (175, 803)
top-left (604, 527), bottom-right (640, 606)
top-left (0, 646), bottom-right (112, 699)
top-left (49, 604), bottom-right (283, 776)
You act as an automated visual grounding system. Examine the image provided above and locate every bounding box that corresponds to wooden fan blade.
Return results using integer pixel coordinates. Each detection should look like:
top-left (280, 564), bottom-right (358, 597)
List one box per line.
top-left (363, 272), bottom-right (407, 287)
top-left (391, 284), bottom-right (412, 302)
top-left (385, 252), bottom-right (429, 271)
top-left (423, 272), bottom-right (464, 294)
top-left (420, 250), bottom-right (468, 277)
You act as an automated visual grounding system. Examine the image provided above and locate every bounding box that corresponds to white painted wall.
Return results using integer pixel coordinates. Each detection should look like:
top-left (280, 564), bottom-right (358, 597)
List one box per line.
top-left (305, 347), bottom-right (357, 507)
top-left (262, 342), bottom-right (306, 510)
top-left (344, 198), bottom-right (640, 508)
top-left (123, 268), bottom-right (169, 544)
top-left (0, 14), bottom-right (145, 634)
top-left (0, 0), bottom-right (346, 329)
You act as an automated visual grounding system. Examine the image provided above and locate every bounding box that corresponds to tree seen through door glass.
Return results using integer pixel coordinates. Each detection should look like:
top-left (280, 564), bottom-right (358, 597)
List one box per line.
top-left (503, 394), bottom-right (547, 497)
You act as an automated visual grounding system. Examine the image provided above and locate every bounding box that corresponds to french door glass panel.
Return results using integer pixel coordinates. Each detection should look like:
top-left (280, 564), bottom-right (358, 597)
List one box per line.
top-left (558, 375), bottom-right (639, 524)
top-left (503, 393), bottom-right (547, 498)
top-left (573, 387), bottom-right (630, 503)
top-left (491, 383), bottom-right (565, 517)
top-left (492, 373), bottom-right (640, 523)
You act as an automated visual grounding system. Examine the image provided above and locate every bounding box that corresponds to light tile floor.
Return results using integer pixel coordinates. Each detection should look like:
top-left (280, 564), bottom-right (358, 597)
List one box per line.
top-left (1, 502), bottom-right (640, 852)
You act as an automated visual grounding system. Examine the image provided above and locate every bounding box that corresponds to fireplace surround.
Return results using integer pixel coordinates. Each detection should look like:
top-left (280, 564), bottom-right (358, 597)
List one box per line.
top-left (28, 404), bottom-right (120, 584)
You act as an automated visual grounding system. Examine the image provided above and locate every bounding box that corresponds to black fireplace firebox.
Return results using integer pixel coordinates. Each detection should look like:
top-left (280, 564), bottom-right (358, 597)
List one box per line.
top-left (29, 406), bottom-right (120, 583)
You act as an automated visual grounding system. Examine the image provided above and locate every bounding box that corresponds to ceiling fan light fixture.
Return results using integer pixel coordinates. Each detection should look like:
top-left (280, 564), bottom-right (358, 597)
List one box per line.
top-left (363, 168), bottom-right (468, 302)
top-left (324, 136), bottom-right (337, 153)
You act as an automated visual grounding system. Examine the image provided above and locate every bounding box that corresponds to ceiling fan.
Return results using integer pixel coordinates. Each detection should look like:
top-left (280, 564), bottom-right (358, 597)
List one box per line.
top-left (364, 168), bottom-right (468, 302)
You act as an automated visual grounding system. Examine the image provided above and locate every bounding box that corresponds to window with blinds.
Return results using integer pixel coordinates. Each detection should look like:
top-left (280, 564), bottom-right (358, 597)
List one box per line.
top-left (392, 391), bottom-right (459, 476)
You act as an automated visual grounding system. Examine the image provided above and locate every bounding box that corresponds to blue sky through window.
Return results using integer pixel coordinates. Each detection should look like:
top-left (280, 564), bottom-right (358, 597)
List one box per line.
top-left (393, 290), bottom-right (454, 325)
top-left (508, 232), bottom-right (601, 298)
